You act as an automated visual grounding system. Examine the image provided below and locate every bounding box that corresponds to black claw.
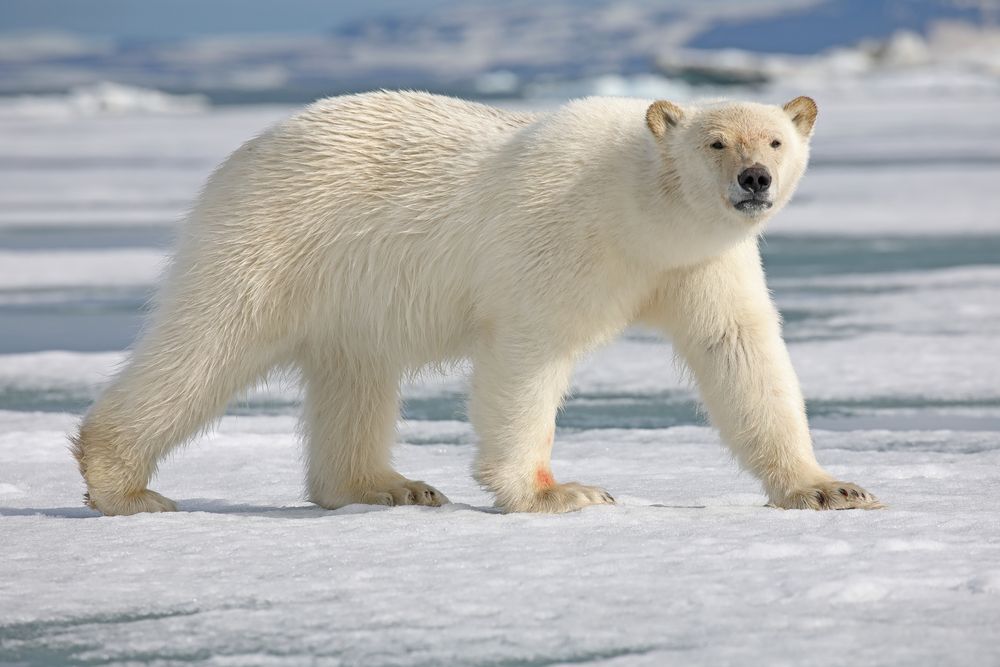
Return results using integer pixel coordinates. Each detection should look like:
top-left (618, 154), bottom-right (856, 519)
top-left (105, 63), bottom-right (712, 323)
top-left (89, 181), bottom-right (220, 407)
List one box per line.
top-left (838, 487), bottom-right (849, 497)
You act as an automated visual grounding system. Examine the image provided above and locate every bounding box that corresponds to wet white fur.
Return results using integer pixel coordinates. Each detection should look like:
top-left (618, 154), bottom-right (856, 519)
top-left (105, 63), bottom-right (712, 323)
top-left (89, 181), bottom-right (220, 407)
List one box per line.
top-left (72, 91), bottom-right (880, 515)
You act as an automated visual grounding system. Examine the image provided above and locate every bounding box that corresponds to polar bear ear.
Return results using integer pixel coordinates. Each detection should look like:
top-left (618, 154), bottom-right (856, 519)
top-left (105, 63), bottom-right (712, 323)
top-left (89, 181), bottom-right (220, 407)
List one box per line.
top-left (783, 96), bottom-right (818, 137)
top-left (646, 100), bottom-right (685, 138)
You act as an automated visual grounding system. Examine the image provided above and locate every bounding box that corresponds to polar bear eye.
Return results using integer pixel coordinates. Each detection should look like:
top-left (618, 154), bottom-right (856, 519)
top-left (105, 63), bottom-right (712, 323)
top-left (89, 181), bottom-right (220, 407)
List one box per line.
top-left (710, 141), bottom-right (725, 150)
top-left (771, 139), bottom-right (782, 148)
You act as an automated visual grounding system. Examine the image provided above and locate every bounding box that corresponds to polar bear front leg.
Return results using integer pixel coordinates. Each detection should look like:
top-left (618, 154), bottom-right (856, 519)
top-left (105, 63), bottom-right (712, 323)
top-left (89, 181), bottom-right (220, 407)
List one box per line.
top-left (300, 350), bottom-right (449, 509)
top-left (642, 239), bottom-right (882, 510)
top-left (470, 338), bottom-right (615, 513)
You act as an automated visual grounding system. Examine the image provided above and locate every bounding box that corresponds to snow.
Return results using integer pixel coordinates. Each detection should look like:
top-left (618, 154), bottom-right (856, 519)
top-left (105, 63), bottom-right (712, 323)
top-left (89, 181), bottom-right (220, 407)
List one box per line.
top-left (0, 83), bottom-right (210, 119)
top-left (2, 79), bottom-right (1000, 664)
top-left (0, 107), bottom-right (287, 229)
top-left (0, 3), bottom-right (825, 98)
top-left (3, 258), bottom-right (998, 412)
top-left (2, 413), bottom-right (1000, 665)
top-left (657, 21), bottom-right (1000, 93)
top-left (0, 250), bottom-right (165, 289)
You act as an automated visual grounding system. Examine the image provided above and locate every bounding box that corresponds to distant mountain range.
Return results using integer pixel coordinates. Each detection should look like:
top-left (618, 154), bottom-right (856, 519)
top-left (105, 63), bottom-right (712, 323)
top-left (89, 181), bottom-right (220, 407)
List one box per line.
top-left (0, 0), bottom-right (987, 103)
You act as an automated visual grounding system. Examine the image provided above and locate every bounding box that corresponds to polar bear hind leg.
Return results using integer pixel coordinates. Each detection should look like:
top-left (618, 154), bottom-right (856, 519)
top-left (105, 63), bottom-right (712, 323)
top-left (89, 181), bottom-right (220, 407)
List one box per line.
top-left (71, 296), bottom-right (282, 515)
top-left (300, 347), bottom-right (448, 509)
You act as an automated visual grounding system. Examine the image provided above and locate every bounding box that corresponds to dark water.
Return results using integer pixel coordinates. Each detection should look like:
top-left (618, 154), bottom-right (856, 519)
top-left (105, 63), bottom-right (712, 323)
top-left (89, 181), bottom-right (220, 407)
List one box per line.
top-left (3, 232), bottom-right (998, 354)
top-left (2, 231), bottom-right (999, 430)
top-left (0, 225), bottom-right (174, 250)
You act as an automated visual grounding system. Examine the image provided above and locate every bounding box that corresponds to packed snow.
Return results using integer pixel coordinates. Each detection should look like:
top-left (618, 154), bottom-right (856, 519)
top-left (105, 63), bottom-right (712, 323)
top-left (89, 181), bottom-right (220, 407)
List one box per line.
top-left (1, 82), bottom-right (1000, 664)
top-left (0, 83), bottom-right (209, 120)
top-left (3, 413), bottom-right (1000, 665)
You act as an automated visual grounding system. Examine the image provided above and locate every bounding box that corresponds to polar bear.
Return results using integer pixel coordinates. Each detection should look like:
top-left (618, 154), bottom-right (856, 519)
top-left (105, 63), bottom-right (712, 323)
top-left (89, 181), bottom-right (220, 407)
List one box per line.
top-left (72, 91), bottom-right (881, 515)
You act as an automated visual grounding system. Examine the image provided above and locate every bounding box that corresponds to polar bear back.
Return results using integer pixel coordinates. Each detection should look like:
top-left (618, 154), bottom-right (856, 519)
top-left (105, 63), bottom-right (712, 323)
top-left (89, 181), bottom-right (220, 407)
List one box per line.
top-left (170, 92), bottom-right (668, 367)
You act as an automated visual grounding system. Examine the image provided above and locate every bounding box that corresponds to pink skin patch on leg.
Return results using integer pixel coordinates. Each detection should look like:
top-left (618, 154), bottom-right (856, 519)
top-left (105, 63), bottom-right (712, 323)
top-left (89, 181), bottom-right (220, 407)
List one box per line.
top-left (535, 467), bottom-right (555, 489)
top-left (535, 430), bottom-right (556, 488)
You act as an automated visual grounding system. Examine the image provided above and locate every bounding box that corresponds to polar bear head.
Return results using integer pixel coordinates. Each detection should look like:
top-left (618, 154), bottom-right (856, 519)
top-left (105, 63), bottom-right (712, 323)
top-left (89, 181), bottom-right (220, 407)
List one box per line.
top-left (646, 96), bottom-right (817, 223)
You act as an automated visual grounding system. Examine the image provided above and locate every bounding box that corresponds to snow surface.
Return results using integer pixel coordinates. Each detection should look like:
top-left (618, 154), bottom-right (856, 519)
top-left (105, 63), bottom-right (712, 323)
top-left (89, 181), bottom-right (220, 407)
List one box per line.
top-left (2, 412), bottom-right (1000, 665)
top-left (0, 83), bottom-right (210, 119)
top-left (2, 84), bottom-right (1000, 665)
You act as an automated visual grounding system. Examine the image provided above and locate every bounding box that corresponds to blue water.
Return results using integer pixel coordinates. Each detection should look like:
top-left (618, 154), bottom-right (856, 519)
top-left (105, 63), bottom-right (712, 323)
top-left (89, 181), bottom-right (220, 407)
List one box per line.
top-left (689, 0), bottom-right (979, 55)
top-left (2, 225), bottom-right (998, 432)
top-left (2, 231), bottom-right (997, 355)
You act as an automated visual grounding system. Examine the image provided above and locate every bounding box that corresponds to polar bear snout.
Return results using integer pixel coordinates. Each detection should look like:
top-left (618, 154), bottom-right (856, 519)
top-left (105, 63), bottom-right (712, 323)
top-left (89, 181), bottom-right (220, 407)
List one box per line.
top-left (738, 165), bottom-right (771, 193)
top-left (729, 164), bottom-right (775, 215)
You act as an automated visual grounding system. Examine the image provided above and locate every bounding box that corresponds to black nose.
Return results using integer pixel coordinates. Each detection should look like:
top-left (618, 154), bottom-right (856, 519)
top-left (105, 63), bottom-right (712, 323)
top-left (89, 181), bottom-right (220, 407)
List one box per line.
top-left (738, 166), bottom-right (771, 193)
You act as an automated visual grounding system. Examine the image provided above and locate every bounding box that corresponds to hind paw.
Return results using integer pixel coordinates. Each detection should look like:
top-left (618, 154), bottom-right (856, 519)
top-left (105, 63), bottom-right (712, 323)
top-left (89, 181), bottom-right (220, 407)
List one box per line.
top-left (87, 489), bottom-right (178, 516)
top-left (312, 478), bottom-right (450, 509)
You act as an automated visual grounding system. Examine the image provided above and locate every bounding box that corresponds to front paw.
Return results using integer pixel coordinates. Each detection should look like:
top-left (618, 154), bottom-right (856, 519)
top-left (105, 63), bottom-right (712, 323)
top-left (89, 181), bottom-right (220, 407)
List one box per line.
top-left (774, 481), bottom-right (883, 510)
top-left (311, 478), bottom-right (450, 509)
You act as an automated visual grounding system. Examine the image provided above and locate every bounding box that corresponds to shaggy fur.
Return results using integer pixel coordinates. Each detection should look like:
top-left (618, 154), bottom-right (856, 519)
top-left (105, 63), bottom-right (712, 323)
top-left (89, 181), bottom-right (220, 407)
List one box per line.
top-left (71, 91), bottom-right (881, 515)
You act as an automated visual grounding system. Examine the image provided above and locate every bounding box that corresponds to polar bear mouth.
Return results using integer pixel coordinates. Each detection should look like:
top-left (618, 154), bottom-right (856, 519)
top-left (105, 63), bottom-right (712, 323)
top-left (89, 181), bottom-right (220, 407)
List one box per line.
top-left (733, 198), bottom-right (773, 213)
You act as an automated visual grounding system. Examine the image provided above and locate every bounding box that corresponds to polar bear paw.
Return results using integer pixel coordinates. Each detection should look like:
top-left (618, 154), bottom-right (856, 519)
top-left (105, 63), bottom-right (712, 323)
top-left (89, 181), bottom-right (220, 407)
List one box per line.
top-left (312, 479), bottom-right (450, 509)
top-left (86, 488), bottom-right (178, 516)
top-left (505, 482), bottom-right (616, 514)
top-left (775, 481), bottom-right (883, 511)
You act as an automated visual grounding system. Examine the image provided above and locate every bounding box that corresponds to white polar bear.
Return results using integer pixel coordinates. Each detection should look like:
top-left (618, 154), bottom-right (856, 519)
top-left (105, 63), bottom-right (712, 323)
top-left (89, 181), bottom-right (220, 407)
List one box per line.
top-left (72, 91), bottom-right (881, 515)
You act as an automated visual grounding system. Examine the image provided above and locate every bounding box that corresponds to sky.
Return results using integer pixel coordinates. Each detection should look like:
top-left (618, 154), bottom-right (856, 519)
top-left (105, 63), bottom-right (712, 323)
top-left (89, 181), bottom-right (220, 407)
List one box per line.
top-left (0, 0), bottom-right (458, 38)
top-left (0, 0), bottom-right (983, 55)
